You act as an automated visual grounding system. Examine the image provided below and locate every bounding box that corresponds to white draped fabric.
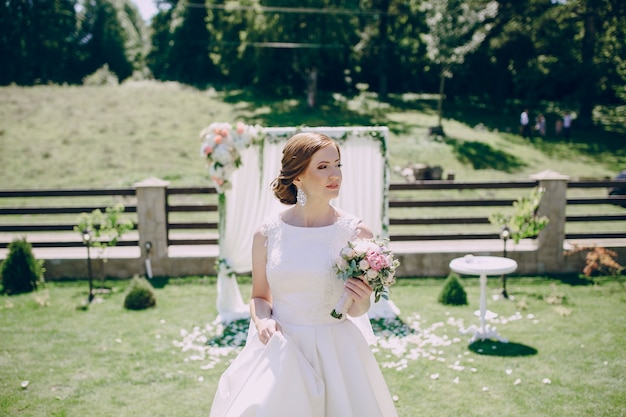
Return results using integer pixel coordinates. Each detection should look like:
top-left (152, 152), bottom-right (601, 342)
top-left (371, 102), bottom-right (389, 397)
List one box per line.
top-left (215, 127), bottom-right (399, 323)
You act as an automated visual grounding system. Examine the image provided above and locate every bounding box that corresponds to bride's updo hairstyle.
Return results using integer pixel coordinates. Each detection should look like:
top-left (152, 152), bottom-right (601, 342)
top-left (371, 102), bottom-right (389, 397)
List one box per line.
top-left (271, 132), bottom-right (340, 205)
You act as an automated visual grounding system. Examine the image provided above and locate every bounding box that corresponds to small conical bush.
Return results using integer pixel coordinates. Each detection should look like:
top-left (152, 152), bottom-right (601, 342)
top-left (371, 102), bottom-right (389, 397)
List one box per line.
top-left (1, 238), bottom-right (44, 295)
top-left (123, 276), bottom-right (156, 310)
top-left (438, 272), bottom-right (468, 305)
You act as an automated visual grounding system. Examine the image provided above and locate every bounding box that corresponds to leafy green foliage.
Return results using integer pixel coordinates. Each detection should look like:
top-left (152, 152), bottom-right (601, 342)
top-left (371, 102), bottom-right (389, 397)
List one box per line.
top-left (123, 275), bottom-right (156, 310)
top-left (74, 203), bottom-right (134, 254)
top-left (0, 238), bottom-right (44, 295)
top-left (489, 186), bottom-right (549, 244)
top-left (437, 272), bottom-right (468, 305)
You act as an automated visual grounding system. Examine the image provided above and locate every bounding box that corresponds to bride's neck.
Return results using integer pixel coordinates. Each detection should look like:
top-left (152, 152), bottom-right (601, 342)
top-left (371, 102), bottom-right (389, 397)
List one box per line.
top-left (290, 204), bottom-right (336, 227)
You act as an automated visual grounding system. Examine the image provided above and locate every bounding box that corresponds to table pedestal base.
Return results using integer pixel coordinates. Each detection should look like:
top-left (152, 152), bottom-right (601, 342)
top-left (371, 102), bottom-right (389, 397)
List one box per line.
top-left (470, 272), bottom-right (508, 343)
top-left (463, 324), bottom-right (509, 344)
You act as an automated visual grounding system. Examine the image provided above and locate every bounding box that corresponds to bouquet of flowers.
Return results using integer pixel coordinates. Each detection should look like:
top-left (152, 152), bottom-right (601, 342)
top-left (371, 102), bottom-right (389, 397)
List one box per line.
top-left (199, 122), bottom-right (262, 193)
top-left (330, 238), bottom-right (400, 319)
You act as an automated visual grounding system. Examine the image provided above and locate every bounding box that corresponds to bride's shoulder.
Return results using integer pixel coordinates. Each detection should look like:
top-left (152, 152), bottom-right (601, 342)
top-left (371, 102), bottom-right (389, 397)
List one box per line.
top-left (334, 209), bottom-right (361, 228)
top-left (257, 210), bottom-right (284, 236)
top-left (335, 209), bottom-right (373, 238)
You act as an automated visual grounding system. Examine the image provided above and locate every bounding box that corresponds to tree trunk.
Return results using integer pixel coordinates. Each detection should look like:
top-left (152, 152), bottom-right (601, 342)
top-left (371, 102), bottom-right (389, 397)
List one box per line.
top-left (578, 8), bottom-right (597, 127)
top-left (437, 68), bottom-right (446, 128)
top-left (377, 0), bottom-right (390, 100)
top-left (306, 66), bottom-right (318, 109)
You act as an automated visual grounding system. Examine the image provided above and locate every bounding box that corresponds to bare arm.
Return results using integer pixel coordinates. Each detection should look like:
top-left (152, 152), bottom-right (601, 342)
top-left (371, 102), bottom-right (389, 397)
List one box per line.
top-left (345, 221), bottom-right (374, 317)
top-left (250, 229), bottom-right (282, 344)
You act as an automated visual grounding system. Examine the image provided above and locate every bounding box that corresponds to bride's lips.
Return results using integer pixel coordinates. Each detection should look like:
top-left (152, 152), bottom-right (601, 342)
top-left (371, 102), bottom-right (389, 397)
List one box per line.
top-left (327, 184), bottom-right (339, 190)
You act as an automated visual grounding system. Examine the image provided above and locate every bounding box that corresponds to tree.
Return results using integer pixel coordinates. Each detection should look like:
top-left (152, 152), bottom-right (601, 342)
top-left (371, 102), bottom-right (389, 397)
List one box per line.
top-left (78, 0), bottom-right (147, 82)
top-left (568, 0), bottom-right (626, 126)
top-left (0, 0), bottom-right (78, 85)
top-left (421, 0), bottom-right (498, 133)
top-left (147, 0), bottom-right (214, 84)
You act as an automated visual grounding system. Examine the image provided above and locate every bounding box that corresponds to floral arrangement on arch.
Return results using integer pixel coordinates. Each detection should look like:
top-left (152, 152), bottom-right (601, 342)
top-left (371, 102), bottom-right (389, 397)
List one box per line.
top-left (199, 122), bottom-right (263, 193)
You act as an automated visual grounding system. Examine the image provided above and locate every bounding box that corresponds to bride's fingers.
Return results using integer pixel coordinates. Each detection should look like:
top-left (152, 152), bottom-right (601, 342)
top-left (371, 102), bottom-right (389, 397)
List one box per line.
top-left (346, 279), bottom-right (372, 300)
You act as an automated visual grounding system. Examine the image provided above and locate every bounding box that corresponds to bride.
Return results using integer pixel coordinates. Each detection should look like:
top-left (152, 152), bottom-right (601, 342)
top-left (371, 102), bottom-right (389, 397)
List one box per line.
top-left (209, 132), bottom-right (398, 417)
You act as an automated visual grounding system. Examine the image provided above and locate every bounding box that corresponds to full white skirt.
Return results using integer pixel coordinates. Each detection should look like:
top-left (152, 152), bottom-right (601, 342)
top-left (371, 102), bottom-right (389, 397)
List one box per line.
top-left (209, 319), bottom-right (398, 417)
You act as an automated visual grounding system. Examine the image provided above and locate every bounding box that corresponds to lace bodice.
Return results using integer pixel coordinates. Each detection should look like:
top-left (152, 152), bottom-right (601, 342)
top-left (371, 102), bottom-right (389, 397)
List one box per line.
top-left (260, 211), bottom-right (361, 326)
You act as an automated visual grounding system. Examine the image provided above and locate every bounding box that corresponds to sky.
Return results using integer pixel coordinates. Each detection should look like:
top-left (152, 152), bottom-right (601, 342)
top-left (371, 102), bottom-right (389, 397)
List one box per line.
top-left (132, 0), bottom-right (158, 21)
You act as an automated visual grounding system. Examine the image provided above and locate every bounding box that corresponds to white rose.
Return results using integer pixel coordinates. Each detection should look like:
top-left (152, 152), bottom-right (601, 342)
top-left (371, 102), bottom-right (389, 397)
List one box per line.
top-left (353, 240), bottom-right (374, 256)
top-left (359, 259), bottom-right (370, 271)
top-left (366, 269), bottom-right (379, 280)
top-left (336, 257), bottom-right (349, 270)
top-left (341, 246), bottom-right (356, 258)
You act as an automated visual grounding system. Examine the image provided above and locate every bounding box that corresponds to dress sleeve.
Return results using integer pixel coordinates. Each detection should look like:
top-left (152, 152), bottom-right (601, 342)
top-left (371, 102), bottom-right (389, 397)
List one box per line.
top-left (258, 214), bottom-right (280, 237)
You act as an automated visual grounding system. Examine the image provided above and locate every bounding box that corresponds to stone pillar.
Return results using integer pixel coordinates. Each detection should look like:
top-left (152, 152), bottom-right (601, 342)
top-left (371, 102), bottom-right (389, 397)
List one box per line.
top-left (530, 170), bottom-right (570, 274)
top-left (134, 177), bottom-right (170, 276)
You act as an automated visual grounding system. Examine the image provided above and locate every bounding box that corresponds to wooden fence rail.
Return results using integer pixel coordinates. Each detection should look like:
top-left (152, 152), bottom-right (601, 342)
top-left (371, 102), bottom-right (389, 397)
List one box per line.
top-left (1, 179), bottom-right (625, 249)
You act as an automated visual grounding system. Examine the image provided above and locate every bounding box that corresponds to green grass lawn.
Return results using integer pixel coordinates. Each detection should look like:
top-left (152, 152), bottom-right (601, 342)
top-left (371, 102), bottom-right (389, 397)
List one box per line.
top-left (1, 276), bottom-right (624, 417)
top-left (1, 82), bottom-right (624, 190)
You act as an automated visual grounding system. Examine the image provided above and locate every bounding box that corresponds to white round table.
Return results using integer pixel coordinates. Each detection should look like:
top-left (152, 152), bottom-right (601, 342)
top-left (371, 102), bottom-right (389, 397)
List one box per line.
top-left (449, 255), bottom-right (518, 343)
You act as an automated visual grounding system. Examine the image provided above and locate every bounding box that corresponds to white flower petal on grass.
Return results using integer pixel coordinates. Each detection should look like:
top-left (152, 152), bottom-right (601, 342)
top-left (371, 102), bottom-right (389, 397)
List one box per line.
top-left (482, 386), bottom-right (489, 392)
top-left (543, 378), bottom-right (552, 384)
top-left (506, 369), bottom-right (512, 375)
top-left (430, 373), bottom-right (439, 380)
top-left (392, 395), bottom-right (399, 402)
top-left (174, 311), bottom-right (475, 378)
top-left (453, 377), bottom-right (460, 384)
top-left (514, 378), bottom-right (522, 385)
top-left (21, 381), bottom-right (29, 389)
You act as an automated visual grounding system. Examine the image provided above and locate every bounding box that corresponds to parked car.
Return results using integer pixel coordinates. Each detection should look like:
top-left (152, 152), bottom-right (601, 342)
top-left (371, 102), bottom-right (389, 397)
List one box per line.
top-left (608, 169), bottom-right (626, 207)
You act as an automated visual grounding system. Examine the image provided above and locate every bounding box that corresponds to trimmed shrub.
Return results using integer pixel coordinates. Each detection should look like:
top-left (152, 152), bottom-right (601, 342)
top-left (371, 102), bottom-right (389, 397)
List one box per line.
top-left (1, 238), bottom-right (44, 295)
top-left (438, 272), bottom-right (468, 305)
top-left (123, 276), bottom-right (156, 310)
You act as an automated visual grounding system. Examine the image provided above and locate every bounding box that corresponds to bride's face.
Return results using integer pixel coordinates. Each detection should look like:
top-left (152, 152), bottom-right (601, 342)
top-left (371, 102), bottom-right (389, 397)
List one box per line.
top-left (297, 144), bottom-right (342, 202)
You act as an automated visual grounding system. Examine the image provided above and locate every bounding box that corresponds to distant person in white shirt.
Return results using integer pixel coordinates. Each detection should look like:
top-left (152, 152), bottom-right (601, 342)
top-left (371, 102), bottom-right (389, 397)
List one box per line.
top-left (520, 109), bottom-right (531, 139)
top-left (563, 111), bottom-right (572, 140)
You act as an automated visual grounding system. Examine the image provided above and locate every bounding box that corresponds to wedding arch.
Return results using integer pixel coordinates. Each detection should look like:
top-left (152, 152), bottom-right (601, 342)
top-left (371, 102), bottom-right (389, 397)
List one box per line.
top-left (199, 124), bottom-right (399, 322)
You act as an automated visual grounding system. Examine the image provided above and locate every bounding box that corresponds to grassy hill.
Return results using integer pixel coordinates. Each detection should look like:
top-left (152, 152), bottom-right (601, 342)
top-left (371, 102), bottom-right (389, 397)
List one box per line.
top-left (1, 82), bottom-right (624, 189)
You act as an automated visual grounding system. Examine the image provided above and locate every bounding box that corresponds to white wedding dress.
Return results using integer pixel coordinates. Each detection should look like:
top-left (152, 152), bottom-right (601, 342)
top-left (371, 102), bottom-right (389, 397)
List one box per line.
top-left (209, 212), bottom-right (398, 417)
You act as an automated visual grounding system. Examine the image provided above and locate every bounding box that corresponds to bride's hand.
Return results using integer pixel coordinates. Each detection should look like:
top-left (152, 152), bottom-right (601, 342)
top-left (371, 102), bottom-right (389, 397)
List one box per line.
top-left (345, 277), bottom-right (372, 303)
top-left (256, 318), bottom-right (282, 345)
top-left (344, 277), bottom-right (372, 317)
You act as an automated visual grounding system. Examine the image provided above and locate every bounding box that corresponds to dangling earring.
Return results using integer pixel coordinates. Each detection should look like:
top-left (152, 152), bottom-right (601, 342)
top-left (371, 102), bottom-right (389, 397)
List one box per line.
top-left (297, 188), bottom-right (307, 206)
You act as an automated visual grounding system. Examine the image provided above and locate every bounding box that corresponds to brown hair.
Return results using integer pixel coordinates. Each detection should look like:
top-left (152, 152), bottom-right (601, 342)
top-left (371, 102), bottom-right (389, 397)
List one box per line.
top-left (271, 132), bottom-right (340, 205)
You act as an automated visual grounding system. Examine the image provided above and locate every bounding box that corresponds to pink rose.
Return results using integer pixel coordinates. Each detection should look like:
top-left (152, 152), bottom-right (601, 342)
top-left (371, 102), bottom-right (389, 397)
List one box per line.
top-left (214, 135), bottom-right (223, 144)
top-left (236, 122), bottom-right (245, 134)
top-left (203, 146), bottom-right (213, 155)
top-left (366, 251), bottom-right (390, 272)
